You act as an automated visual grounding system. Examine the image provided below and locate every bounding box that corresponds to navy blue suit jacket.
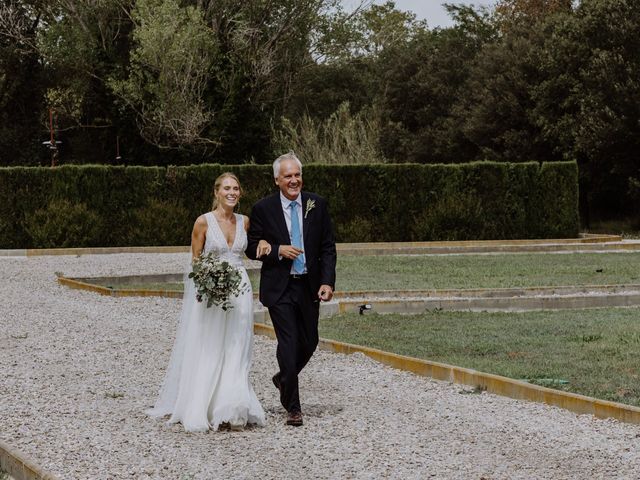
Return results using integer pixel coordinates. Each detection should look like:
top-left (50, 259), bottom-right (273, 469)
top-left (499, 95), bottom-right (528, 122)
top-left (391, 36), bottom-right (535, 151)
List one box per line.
top-left (245, 192), bottom-right (337, 308)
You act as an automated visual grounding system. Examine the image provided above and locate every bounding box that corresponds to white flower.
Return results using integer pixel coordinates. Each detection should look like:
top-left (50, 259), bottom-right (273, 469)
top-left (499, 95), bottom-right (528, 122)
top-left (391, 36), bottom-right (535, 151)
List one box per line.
top-left (304, 199), bottom-right (316, 219)
top-left (189, 252), bottom-right (248, 310)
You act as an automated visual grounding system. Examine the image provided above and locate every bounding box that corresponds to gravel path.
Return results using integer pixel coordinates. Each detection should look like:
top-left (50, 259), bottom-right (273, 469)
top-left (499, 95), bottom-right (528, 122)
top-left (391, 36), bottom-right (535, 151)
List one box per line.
top-left (2, 253), bottom-right (640, 479)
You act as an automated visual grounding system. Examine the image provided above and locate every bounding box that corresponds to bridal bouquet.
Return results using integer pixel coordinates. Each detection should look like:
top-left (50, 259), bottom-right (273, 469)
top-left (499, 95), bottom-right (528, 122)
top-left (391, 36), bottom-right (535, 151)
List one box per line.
top-left (189, 252), bottom-right (248, 311)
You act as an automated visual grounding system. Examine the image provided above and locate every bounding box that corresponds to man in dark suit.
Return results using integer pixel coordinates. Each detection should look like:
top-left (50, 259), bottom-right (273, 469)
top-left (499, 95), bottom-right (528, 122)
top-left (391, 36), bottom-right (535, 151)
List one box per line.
top-left (246, 152), bottom-right (337, 427)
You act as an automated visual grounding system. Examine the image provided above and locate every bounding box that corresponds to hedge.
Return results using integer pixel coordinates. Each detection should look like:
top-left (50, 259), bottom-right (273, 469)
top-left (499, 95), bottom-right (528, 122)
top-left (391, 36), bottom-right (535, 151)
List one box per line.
top-left (0, 161), bottom-right (579, 248)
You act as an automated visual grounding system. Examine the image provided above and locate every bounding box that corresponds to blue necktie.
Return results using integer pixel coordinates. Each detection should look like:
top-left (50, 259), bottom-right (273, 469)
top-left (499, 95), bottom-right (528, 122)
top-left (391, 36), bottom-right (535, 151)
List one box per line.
top-left (289, 202), bottom-right (305, 274)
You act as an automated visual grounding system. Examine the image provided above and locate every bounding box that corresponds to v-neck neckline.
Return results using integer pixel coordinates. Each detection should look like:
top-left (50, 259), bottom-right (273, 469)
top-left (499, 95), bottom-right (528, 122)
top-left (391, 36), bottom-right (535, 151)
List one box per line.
top-left (210, 212), bottom-right (238, 250)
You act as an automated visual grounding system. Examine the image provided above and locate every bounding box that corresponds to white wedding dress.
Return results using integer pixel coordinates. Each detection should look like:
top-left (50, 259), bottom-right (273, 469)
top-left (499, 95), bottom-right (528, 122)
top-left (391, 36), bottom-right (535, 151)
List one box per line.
top-left (147, 212), bottom-right (265, 431)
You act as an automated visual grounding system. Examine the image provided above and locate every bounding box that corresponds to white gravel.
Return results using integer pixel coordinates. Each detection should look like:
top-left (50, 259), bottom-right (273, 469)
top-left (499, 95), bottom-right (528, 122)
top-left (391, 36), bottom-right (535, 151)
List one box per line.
top-left (2, 253), bottom-right (640, 479)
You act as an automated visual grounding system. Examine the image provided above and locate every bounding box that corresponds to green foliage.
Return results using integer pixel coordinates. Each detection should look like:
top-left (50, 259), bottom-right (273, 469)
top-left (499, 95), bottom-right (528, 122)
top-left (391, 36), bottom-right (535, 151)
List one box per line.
top-left (25, 199), bottom-right (103, 248)
top-left (273, 102), bottom-right (385, 164)
top-left (0, 161), bottom-right (578, 247)
top-left (129, 199), bottom-right (191, 246)
top-left (538, 161), bottom-right (580, 238)
top-left (335, 216), bottom-right (375, 243)
top-left (412, 192), bottom-right (486, 241)
top-left (335, 251), bottom-right (640, 291)
top-left (319, 307), bottom-right (640, 406)
top-left (109, 0), bottom-right (217, 147)
top-left (2, 0), bottom-right (640, 229)
top-left (377, 15), bottom-right (496, 163)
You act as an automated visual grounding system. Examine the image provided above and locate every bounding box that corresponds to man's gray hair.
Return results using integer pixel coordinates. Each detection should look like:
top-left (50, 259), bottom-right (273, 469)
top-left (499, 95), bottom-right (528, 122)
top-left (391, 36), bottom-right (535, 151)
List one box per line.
top-left (273, 151), bottom-right (302, 178)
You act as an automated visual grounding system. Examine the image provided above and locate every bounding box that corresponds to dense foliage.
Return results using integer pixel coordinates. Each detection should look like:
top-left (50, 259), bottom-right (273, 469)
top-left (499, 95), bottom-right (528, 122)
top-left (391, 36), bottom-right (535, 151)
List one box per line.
top-left (0, 162), bottom-right (578, 248)
top-left (0, 0), bottom-right (637, 224)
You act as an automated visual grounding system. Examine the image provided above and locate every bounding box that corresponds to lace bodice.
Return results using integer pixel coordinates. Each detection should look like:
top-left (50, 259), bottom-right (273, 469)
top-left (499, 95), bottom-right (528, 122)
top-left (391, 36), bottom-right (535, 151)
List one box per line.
top-left (203, 212), bottom-right (247, 268)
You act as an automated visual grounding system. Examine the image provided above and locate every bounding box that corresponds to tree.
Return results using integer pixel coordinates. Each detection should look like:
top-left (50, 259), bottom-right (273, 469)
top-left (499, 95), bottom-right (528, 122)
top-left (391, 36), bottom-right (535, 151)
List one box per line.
top-left (495, 0), bottom-right (573, 25)
top-left (0, 1), bottom-right (48, 165)
top-left (376, 4), bottom-right (497, 163)
top-left (453, 20), bottom-right (555, 163)
top-left (110, 0), bottom-right (218, 148)
top-left (533, 0), bottom-right (640, 222)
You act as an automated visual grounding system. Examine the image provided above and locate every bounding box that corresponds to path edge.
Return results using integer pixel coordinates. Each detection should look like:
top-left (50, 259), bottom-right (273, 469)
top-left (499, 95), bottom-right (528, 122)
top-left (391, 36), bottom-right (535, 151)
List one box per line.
top-left (252, 323), bottom-right (640, 425)
top-left (0, 440), bottom-right (59, 480)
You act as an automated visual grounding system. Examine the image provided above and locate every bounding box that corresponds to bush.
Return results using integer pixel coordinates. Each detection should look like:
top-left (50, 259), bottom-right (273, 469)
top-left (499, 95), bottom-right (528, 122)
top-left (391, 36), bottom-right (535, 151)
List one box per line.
top-left (129, 199), bottom-right (191, 246)
top-left (411, 193), bottom-right (486, 241)
top-left (335, 216), bottom-right (375, 243)
top-left (273, 102), bottom-right (385, 165)
top-left (0, 161), bottom-right (579, 248)
top-left (24, 199), bottom-right (103, 248)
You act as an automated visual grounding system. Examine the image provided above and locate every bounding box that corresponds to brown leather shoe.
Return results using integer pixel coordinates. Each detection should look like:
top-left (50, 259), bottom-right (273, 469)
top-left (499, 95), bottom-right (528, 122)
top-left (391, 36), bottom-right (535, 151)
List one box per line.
top-left (286, 411), bottom-right (303, 427)
top-left (272, 373), bottom-right (281, 391)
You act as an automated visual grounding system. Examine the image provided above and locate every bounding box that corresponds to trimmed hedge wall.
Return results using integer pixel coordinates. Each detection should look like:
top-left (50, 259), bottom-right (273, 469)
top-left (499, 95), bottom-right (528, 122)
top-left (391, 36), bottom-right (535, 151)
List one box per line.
top-left (0, 162), bottom-right (579, 248)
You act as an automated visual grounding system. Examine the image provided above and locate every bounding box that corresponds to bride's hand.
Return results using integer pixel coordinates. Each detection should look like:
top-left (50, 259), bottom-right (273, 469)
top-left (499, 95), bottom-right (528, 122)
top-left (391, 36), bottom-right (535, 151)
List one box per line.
top-left (257, 239), bottom-right (271, 257)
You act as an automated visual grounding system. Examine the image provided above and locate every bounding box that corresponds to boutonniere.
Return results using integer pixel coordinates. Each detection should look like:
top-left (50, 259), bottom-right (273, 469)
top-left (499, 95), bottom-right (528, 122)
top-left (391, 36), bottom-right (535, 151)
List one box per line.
top-left (304, 199), bottom-right (316, 219)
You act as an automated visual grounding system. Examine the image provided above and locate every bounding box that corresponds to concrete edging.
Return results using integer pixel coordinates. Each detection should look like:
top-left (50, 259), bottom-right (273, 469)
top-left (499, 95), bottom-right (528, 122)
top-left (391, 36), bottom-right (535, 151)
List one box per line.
top-left (252, 323), bottom-right (640, 425)
top-left (58, 275), bottom-right (640, 312)
top-left (0, 440), bottom-right (59, 480)
top-left (56, 276), bottom-right (183, 299)
top-left (0, 234), bottom-right (631, 257)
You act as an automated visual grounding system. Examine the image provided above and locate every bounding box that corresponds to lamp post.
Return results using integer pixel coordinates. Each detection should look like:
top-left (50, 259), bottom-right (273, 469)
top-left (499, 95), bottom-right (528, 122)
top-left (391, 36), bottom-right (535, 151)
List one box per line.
top-left (42, 108), bottom-right (61, 167)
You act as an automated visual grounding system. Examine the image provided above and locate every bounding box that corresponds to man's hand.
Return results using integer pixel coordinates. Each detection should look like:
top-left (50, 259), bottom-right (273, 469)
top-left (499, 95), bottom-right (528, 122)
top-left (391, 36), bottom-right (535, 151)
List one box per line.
top-left (256, 239), bottom-right (271, 257)
top-left (318, 285), bottom-right (333, 302)
top-left (279, 245), bottom-right (304, 260)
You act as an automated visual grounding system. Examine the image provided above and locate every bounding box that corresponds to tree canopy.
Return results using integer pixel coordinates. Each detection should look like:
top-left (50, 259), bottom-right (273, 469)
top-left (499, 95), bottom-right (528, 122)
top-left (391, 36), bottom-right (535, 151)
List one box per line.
top-left (1, 0), bottom-right (639, 223)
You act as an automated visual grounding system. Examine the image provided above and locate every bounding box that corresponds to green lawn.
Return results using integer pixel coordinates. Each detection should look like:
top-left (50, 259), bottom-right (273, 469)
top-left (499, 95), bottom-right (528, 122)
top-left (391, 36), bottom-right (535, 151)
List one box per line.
top-left (90, 252), bottom-right (640, 405)
top-left (335, 252), bottom-right (640, 291)
top-left (104, 252), bottom-right (640, 292)
top-left (318, 307), bottom-right (640, 406)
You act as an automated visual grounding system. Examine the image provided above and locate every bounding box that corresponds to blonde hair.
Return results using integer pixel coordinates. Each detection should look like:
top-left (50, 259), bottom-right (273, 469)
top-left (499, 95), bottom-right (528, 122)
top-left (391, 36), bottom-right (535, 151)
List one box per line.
top-left (212, 172), bottom-right (243, 210)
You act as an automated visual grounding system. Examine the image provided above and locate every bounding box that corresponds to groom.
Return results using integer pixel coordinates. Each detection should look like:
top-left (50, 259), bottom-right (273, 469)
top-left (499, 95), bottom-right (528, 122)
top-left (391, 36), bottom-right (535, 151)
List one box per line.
top-left (246, 152), bottom-right (337, 427)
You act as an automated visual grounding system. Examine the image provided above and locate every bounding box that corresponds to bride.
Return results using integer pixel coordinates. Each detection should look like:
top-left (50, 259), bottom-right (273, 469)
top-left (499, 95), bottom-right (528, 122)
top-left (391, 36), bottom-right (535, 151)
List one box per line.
top-left (147, 172), bottom-right (265, 432)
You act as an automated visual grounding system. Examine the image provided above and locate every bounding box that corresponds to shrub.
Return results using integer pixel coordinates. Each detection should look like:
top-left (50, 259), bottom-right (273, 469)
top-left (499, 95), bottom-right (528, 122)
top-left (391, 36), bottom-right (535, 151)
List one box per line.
top-left (411, 192), bottom-right (486, 241)
top-left (0, 161), bottom-right (579, 247)
top-left (335, 216), bottom-right (375, 243)
top-left (129, 199), bottom-right (191, 246)
top-left (273, 102), bottom-right (385, 165)
top-left (24, 199), bottom-right (103, 248)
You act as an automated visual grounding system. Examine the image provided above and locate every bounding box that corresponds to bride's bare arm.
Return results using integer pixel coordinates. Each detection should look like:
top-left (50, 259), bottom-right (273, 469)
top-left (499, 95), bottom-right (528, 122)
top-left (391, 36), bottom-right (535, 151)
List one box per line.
top-left (191, 215), bottom-right (208, 259)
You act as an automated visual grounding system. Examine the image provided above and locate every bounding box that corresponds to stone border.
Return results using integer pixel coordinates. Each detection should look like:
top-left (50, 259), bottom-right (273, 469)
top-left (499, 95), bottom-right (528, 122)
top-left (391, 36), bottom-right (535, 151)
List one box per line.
top-left (56, 275), bottom-right (184, 300)
top-left (1, 234), bottom-right (633, 257)
top-left (252, 323), bottom-right (640, 425)
top-left (0, 440), bottom-right (58, 480)
top-left (337, 293), bottom-right (640, 312)
top-left (57, 274), bottom-right (640, 312)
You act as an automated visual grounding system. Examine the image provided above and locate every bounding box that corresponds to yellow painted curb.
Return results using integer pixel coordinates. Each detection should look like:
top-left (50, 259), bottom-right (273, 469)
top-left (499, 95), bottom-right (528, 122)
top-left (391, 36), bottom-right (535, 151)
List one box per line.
top-left (0, 439), bottom-right (59, 480)
top-left (334, 234), bottom-right (622, 250)
top-left (333, 283), bottom-right (640, 299)
top-left (59, 273), bottom-right (640, 302)
top-left (7, 234), bottom-right (625, 257)
top-left (56, 277), bottom-right (183, 299)
top-left (26, 246), bottom-right (190, 256)
top-left (253, 323), bottom-right (640, 425)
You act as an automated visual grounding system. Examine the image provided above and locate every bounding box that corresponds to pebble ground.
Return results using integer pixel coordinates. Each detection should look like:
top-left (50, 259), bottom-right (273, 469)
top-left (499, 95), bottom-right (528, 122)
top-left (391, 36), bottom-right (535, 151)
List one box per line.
top-left (2, 253), bottom-right (640, 479)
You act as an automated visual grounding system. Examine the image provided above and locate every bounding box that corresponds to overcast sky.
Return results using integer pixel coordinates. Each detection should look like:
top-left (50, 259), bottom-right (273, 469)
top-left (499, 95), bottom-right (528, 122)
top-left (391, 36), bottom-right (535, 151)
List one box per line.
top-left (343, 1), bottom-right (496, 28)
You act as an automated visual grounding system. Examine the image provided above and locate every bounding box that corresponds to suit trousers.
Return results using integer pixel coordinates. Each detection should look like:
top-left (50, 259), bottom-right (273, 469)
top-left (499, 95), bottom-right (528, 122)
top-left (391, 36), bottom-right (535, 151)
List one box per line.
top-left (268, 276), bottom-right (320, 413)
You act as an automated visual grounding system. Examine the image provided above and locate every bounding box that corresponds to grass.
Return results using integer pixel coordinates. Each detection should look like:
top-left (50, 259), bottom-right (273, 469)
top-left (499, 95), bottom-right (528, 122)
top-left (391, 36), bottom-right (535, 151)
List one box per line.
top-left (583, 217), bottom-right (640, 239)
top-left (81, 251), bottom-right (640, 405)
top-left (318, 307), bottom-right (640, 407)
top-left (335, 252), bottom-right (640, 291)
top-left (98, 252), bottom-right (640, 292)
